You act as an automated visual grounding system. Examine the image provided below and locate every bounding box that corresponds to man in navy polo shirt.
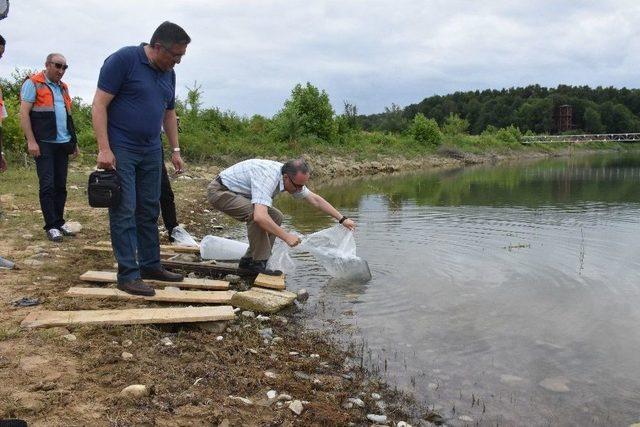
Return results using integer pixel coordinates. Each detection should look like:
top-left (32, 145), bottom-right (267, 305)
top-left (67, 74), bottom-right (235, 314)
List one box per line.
top-left (92, 21), bottom-right (190, 296)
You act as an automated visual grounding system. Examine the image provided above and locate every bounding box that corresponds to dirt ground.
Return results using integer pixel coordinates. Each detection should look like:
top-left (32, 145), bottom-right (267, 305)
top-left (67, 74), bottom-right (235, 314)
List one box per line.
top-left (0, 158), bottom-right (454, 426)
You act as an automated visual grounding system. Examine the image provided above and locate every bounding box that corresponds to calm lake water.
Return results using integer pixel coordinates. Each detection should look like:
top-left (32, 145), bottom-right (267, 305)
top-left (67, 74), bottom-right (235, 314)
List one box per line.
top-left (276, 152), bottom-right (640, 426)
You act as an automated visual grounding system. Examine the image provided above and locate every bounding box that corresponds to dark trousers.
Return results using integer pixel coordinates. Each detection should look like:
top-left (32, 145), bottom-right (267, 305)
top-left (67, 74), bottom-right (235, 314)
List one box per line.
top-left (109, 147), bottom-right (162, 285)
top-left (160, 160), bottom-right (178, 234)
top-left (34, 141), bottom-right (69, 231)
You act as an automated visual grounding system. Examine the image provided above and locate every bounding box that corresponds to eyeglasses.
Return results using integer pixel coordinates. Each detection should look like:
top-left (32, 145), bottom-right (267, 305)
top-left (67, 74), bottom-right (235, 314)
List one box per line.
top-left (287, 174), bottom-right (305, 191)
top-left (48, 62), bottom-right (68, 70)
top-left (157, 44), bottom-right (184, 61)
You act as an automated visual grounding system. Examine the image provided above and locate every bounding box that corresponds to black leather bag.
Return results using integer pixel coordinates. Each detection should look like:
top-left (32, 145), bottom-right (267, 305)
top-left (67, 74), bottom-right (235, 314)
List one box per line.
top-left (88, 169), bottom-right (121, 208)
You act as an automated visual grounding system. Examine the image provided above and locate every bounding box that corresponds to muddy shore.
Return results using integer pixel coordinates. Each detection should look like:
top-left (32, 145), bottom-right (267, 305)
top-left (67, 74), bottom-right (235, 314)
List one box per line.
top-left (0, 148), bottom-right (602, 426)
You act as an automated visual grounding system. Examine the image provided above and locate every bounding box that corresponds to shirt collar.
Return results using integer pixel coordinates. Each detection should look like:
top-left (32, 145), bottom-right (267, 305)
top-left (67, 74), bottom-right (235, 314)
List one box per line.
top-left (138, 43), bottom-right (151, 65)
top-left (43, 72), bottom-right (59, 87)
top-left (279, 175), bottom-right (285, 192)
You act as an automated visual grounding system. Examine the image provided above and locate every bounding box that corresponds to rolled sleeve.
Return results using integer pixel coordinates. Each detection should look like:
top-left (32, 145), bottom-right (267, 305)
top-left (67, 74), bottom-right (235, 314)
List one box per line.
top-left (292, 187), bottom-right (311, 199)
top-left (20, 80), bottom-right (36, 103)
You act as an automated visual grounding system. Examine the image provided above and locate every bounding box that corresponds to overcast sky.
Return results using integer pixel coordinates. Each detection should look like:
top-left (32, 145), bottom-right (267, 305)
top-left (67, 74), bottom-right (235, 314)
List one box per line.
top-left (0, 1), bottom-right (638, 116)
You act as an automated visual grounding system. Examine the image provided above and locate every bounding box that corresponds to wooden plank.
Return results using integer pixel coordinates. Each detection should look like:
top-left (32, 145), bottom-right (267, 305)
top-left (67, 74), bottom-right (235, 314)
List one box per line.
top-left (161, 259), bottom-right (255, 278)
top-left (67, 287), bottom-right (235, 304)
top-left (21, 305), bottom-right (236, 329)
top-left (253, 273), bottom-right (286, 290)
top-left (83, 246), bottom-right (176, 260)
top-left (80, 270), bottom-right (229, 290)
top-left (95, 241), bottom-right (200, 254)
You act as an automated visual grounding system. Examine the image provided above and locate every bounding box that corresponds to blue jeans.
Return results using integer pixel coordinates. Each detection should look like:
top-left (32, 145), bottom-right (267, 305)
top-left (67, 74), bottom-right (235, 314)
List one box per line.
top-left (34, 141), bottom-right (69, 231)
top-left (109, 147), bottom-right (162, 284)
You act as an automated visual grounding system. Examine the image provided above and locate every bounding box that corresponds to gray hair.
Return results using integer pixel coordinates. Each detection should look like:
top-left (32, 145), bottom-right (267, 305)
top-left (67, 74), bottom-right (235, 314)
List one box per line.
top-left (281, 158), bottom-right (311, 176)
top-left (46, 53), bottom-right (65, 63)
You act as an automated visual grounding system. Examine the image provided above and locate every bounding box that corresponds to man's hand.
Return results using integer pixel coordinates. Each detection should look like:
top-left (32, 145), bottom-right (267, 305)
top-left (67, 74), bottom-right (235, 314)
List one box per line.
top-left (284, 232), bottom-right (301, 247)
top-left (0, 156), bottom-right (6, 172)
top-left (72, 144), bottom-right (80, 159)
top-left (97, 148), bottom-right (116, 170)
top-left (171, 151), bottom-right (184, 174)
top-left (341, 218), bottom-right (356, 231)
top-left (27, 139), bottom-right (40, 157)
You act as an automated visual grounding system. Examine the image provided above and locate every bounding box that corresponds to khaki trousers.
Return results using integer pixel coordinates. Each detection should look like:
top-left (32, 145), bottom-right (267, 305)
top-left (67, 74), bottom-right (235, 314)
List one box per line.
top-left (207, 178), bottom-right (284, 261)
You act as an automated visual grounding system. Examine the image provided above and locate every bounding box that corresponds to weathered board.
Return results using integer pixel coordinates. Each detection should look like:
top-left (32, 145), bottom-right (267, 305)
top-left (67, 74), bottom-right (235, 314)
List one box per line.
top-left (95, 241), bottom-right (200, 254)
top-left (79, 270), bottom-right (229, 290)
top-left (21, 305), bottom-right (236, 329)
top-left (83, 246), bottom-right (176, 260)
top-left (161, 259), bottom-right (254, 277)
top-left (253, 273), bottom-right (286, 290)
top-left (67, 287), bottom-right (235, 304)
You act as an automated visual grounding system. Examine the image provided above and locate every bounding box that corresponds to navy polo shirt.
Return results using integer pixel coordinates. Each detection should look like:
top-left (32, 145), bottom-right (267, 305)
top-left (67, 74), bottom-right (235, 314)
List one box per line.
top-left (97, 43), bottom-right (176, 153)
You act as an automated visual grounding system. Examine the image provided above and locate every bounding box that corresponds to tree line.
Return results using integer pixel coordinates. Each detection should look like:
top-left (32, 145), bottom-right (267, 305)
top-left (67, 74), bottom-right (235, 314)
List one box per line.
top-left (360, 85), bottom-right (640, 135)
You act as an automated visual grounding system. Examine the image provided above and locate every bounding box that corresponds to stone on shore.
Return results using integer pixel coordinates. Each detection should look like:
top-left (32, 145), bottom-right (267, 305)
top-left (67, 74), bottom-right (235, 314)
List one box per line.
top-left (65, 221), bottom-right (82, 234)
top-left (231, 287), bottom-right (297, 313)
top-left (121, 384), bottom-right (148, 398)
top-left (367, 414), bottom-right (387, 423)
top-left (295, 289), bottom-right (309, 302)
top-left (289, 399), bottom-right (304, 415)
top-left (228, 395), bottom-right (253, 406)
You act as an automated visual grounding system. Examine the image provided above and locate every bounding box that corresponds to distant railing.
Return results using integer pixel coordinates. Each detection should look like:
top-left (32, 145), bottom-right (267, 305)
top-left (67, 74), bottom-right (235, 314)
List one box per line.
top-left (521, 133), bottom-right (640, 144)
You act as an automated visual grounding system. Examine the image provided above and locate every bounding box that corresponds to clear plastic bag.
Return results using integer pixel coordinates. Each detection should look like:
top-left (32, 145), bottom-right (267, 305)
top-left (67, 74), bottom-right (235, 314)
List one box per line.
top-left (268, 225), bottom-right (371, 281)
top-left (266, 237), bottom-right (298, 275)
top-left (171, 225), bottom-right (199, 247)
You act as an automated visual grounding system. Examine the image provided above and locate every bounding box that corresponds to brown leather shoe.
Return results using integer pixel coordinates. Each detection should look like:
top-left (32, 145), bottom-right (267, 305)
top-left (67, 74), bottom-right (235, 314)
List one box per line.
top-left (117, 279), bottom-right (156, 296)
top-left (140, 267), bottom-right (184, 282)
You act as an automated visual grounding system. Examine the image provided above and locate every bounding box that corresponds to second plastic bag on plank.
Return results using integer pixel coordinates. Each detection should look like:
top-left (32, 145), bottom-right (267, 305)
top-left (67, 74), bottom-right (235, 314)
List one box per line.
top-left (200, 235), bottom-right (249, 260)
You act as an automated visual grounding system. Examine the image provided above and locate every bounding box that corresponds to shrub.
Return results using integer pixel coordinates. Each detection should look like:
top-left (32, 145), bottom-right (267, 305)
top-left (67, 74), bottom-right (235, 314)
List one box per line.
top-left (410, 113), bottom-right (442, 147)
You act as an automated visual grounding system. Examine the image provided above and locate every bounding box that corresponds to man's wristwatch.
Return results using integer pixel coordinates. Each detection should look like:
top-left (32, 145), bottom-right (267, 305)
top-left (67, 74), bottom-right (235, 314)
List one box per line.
top-left (172, 147), bottom-right (181, 153)
top-left (339, 216), bottom-right (348, 224)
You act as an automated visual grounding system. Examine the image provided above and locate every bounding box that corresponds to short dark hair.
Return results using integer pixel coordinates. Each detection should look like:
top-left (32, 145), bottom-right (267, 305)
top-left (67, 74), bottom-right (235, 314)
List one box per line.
top-left (150, 21), bottom-right (191, 48)
top-left (0, 35), bottom-right (5, 46)
top-left (282, 158), bottom-right (311, 177)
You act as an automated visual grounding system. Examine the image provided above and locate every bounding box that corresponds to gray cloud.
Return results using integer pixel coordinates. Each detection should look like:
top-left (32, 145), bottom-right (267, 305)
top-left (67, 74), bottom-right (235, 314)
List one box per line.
top-left (0, 0), bottom-right (638, 116)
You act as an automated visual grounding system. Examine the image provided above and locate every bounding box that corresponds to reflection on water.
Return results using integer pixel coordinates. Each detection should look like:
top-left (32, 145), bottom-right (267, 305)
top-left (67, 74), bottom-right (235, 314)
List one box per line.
top-left (276, 153), bottom-right (640, 426)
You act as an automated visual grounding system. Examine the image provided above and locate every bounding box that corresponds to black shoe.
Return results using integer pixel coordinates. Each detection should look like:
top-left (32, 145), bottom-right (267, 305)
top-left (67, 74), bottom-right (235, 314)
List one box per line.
top-left (46, 228), bottom-right (63, 242)
top-left (117, 279), bottom-right (156, 296)
top-left (238, 256), bottom-right (253, 268)
top-left (246, 260), bottom-right (282, 276)
top-left (140, 267), bottom-right (184, 282)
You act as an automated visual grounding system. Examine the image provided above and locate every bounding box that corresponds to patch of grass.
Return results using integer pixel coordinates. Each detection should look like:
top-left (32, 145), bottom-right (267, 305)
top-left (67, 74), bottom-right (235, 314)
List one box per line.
top-left (0, 326), bottom-right (20, 341)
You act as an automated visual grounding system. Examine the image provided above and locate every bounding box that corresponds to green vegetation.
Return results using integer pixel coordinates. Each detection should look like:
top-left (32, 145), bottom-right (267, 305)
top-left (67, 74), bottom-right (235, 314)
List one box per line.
top-left (0, 73), bottom-right (636, 166)
top-left (362, 84), bottom-right (640, 135)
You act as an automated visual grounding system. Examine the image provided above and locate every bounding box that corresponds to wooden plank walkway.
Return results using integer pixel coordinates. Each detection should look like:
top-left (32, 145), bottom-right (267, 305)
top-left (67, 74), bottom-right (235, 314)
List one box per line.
top-left (21, 306), bottom-right (236, 329)
top-left (80, 270), bottom-right (229, 290)
top-left (67, 287), bottom-right (235, 304)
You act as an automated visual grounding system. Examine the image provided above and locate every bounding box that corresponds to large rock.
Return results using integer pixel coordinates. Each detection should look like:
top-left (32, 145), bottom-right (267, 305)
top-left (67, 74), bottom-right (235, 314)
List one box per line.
top-left (231, 287), bottom-right (297, 314)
